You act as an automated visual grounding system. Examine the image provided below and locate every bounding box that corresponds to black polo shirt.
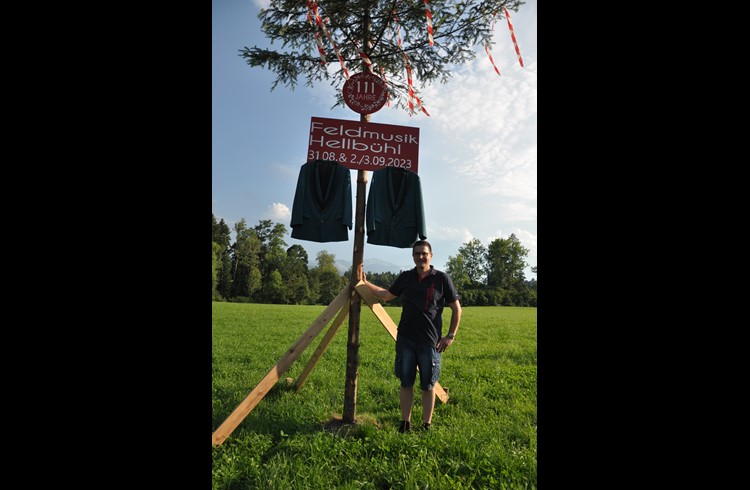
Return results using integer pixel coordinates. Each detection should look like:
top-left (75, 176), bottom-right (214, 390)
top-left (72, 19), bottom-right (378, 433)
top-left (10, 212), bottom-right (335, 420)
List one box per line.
top-left (388, 266), bottom-right (460, 347)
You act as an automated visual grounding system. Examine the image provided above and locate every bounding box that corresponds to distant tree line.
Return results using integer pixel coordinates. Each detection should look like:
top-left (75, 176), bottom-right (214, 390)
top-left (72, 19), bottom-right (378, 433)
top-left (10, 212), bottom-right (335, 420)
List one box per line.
top-left (213, 214), bottom-right (536, 307)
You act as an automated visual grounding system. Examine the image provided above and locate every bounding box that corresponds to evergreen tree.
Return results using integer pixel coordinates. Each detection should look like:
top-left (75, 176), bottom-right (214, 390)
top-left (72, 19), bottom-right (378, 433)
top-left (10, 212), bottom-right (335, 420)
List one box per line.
top-left (240, 0), bottom-right (525, 113)
top-left (212, 214), bottom-right (233, 299)
top-left (212, 241), bottom-right (222, 299)
top-left (267, 269), bottom-right (287, 304)
top-left (312, 250), bottom-right (345, 304)
top-left (282, 244), bottom-right (310, 304)
top-left (212, 214), bottom-right (232, 250)
top-left (254, 220), bottom-right (289, 303)
top-left (218, 252), bottom-right (233, 299)
top-left (231, 219), bottom-right (263, 298)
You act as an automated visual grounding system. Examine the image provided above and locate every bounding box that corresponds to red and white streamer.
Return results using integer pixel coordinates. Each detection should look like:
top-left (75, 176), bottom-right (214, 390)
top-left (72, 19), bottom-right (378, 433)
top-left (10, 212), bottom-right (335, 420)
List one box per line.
top-left (306, 2), bottom-right (327, 65)
top-left (307, 1), bottom-right (350, 78)
top-left (392, 9), bottom-right (402, 47)
top-left (503, 7), bottom-right (524, 67)
top-left (402, 52), bottom-right (415, 113)
top-left (390, 4), bottom-right (428, 116)
top-left (484, 13), bottom-right (501, 76)
top-left (484, 43), bottom-right (501, 76)
top-left (401, 52), bottom-right (429, 117)
top-left (322, 17), bottom-right (349, 79)
top-left (424, 0), bottom-right (434, 47)
top-left (352, 38), bottom-right (374, 73)
top-left (313, 31), bottom-right (327, 64)
top-left (414, 94), bottom-right (430, 116)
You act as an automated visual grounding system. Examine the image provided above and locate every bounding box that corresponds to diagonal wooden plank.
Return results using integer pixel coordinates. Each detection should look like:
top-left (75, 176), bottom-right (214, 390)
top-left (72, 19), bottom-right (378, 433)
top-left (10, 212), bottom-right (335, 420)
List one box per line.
top-left (294, 303), bottom-right (349, 391)
top-left (212, 285), bottom-right (350, 447)
top-left (355, 281), bottom-right (449, 404)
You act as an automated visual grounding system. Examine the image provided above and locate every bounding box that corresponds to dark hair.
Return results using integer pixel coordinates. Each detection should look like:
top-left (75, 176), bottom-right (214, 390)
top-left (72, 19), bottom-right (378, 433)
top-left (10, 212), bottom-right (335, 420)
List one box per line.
top-left (412, 240), bottom-right (432, 253)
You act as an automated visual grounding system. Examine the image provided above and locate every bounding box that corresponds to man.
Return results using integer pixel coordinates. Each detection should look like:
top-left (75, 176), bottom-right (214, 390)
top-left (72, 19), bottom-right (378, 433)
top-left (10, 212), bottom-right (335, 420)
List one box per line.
top-left (363, 240), bottom-right (462, 432)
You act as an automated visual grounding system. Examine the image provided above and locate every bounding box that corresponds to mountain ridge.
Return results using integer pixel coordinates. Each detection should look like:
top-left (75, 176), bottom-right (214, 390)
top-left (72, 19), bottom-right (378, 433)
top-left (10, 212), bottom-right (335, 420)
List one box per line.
top-left (334, 258), bottom-right (411, 275)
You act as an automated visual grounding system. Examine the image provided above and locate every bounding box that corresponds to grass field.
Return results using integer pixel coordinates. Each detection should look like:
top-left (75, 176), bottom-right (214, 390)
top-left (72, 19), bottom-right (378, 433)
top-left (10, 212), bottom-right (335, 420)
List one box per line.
top-left (212, 300), bottom-right (537, 489)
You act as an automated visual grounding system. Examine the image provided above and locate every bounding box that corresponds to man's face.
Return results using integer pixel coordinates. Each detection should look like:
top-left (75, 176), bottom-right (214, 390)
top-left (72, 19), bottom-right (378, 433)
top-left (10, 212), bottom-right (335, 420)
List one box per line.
top-left (412, 245), bottom-right (432, 268)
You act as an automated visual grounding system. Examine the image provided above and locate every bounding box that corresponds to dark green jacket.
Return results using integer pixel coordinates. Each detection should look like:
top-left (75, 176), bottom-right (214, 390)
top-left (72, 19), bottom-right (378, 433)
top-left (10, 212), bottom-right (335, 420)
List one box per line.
top-left (366, 167), bottom-right (426, 248)
top-left (291, 160), bottom-right (352, 243)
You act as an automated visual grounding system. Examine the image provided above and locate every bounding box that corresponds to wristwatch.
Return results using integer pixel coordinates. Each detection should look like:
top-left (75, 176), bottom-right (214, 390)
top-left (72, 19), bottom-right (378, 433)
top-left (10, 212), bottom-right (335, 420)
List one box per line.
top-left (446, 333), bottom-right (455, 339)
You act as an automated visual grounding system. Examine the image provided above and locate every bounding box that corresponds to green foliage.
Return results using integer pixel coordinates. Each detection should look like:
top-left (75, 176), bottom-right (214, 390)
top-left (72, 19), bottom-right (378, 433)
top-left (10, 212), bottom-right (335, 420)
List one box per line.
top-left (212, 241), bottom-right (222, 299)
top-left (212, 216), bottom-right (536, 307)
top-left (266, 269), bottom-right (287, 304)
top-left (459, 237), bottom-right (488, 286)
top-left (212, 303), bottom-right (537, 489)
top-left (486, 234), bottom-right (529, 289)
top-left (446, 234), bottom-right (534, 306)
top-left (218, 252), bottom-right (233, 299)
top-left (212, 213), bottom-right (232, 251)
top-left (317, 269), bottom-right (344, 305)
top-left (445, 252), bottom-right (470, 292)
top-left (282, 246), bottom-right (312, 304)
top-left (240, 0), bottom-right (525, 113)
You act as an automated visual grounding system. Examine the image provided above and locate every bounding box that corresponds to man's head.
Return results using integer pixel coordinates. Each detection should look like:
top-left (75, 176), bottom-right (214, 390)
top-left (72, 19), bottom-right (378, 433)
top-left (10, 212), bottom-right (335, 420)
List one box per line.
top-left (412, 240), bottom-right (432, 270)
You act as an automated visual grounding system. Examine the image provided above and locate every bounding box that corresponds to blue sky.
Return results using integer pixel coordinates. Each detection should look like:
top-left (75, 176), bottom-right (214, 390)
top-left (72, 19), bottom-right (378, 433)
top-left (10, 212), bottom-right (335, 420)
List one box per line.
top-left (212, 0), bottom-right (537, 278)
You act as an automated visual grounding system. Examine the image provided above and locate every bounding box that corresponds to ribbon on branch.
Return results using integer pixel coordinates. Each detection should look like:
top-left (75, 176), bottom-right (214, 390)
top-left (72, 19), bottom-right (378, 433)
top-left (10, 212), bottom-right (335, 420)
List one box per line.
top-left (504, 7), bottom-right (524, 67)
top-left (306, 4), bottom-right (327, 65)
top-left (424, 0), bottom-right (434, 47)
top-left (484, 12), bottom-right (501, 76)
top-left (322, 16), bottom-right (350, 79)
top-left (390, 5), bottom-right (429, 116)
top-left (351, 38), bottom-right (374, 73)
top-left (307, 1), bottom-right (350, 78)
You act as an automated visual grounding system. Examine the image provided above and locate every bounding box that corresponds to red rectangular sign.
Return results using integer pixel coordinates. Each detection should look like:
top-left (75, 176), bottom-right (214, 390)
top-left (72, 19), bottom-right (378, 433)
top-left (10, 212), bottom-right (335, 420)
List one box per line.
top-left (307, 116), bottom-right (419, 173)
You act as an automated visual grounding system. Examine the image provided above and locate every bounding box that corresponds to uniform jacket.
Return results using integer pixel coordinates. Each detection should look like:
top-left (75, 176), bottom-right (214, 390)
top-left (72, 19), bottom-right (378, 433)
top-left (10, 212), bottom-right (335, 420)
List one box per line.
top-left (366, 166), bottom-right (426, 248)
top-left (291, 160), bottom-right (352, 243)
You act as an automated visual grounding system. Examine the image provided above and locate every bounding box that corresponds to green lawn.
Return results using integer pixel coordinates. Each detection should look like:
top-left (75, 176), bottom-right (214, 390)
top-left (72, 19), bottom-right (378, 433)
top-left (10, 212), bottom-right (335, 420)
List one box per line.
top-left (212, 301), bottom-right (537, 489)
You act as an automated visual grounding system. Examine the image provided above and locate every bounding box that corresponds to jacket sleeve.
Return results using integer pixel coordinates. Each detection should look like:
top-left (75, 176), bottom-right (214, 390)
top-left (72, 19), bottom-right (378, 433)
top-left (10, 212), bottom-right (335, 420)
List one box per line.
top-left (340, 164), bottom-right (353, 229)
top-left (290, 163), bottom-right (307, 228)
top-left (365, 170), bottom-right (378, 234)
top-left (415, 173), bottom-right (427, 240)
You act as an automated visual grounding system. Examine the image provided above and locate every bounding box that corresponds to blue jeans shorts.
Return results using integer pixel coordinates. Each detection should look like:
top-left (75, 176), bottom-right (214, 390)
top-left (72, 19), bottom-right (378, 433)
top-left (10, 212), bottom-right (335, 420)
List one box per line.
top-left (394, 335), bottom-right (441, 391)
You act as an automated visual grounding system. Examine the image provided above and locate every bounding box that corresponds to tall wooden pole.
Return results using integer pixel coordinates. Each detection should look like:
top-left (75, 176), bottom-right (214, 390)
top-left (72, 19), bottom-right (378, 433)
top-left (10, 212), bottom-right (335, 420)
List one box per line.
top-left (343, 9), bottom-right (371, 424)
top-left (343, 112), bottom-right (369, 423)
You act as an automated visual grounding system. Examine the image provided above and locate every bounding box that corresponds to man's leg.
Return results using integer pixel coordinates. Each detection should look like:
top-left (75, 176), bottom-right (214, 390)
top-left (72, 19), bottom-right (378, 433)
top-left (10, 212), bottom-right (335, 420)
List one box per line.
top-left (421, 388), bottom-right (436, 426)
top-left (400, 386), bottom-right (414, 422)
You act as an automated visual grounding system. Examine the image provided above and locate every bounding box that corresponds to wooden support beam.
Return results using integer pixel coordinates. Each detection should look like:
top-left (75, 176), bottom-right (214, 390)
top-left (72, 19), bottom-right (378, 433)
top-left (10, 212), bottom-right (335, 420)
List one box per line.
top-left (354, 281), bottom-right (450, 404)
top-left (294, 303), bottom-right (349, 392)
top-left (212, 285), bottom-right (350, 447)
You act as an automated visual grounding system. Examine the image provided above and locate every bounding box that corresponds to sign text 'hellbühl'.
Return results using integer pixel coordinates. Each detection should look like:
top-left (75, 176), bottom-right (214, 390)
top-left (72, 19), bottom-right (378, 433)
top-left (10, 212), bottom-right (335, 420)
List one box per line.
top-left (307, 116), bottom-right (420, 173)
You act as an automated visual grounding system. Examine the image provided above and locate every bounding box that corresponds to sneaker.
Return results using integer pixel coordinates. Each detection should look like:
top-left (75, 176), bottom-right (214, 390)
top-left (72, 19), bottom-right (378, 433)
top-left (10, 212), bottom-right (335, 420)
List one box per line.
top-left (422, 422), bottom-right (431, 431)
top-left (398, 421), bottom-right (411, 433)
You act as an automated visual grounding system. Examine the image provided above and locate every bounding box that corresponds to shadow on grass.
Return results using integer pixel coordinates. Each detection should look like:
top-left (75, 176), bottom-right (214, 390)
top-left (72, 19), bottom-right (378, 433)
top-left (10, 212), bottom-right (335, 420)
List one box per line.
top-left (213, 378), bottom-right (388, 441)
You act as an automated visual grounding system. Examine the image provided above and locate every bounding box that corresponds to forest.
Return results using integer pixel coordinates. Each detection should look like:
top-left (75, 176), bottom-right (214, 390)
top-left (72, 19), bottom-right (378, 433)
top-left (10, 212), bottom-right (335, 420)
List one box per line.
top-left (212, 214), bottom-right (536, 307)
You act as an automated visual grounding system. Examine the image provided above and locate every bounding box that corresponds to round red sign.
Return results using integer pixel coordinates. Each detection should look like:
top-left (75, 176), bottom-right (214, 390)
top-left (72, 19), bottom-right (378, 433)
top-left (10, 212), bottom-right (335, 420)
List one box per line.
top-left (342, 72), bottom-right (388, 115)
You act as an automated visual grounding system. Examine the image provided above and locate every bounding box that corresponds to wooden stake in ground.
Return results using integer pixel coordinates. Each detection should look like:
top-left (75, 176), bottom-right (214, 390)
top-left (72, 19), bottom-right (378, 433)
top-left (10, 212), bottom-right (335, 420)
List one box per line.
top-left (211, 286), bottom-right (350, 447)
top-left (294, 304), bottom-right (350, 391)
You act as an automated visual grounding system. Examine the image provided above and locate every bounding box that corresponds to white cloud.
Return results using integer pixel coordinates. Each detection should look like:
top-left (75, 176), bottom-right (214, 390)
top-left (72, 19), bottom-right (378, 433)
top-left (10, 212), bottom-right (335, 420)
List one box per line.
top-left (251, 0), bottom-right (271, 9)
top-left (265, 202), bottom-right (291, 221)
top-left (511, 228), bottom-right (537, 257)
top-left (428, 225), bottom-right (474, 244)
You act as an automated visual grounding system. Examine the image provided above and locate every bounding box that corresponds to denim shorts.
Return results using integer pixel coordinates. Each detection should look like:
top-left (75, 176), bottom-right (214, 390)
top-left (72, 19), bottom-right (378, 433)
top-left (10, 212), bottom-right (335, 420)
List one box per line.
top-left (394, 335), bottom-right (442, 390)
